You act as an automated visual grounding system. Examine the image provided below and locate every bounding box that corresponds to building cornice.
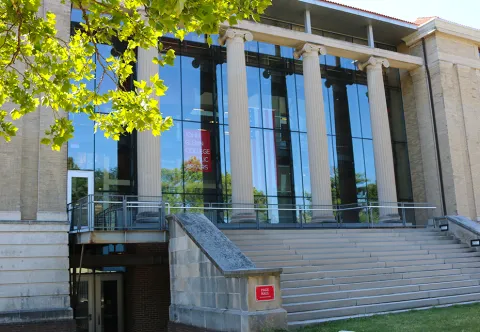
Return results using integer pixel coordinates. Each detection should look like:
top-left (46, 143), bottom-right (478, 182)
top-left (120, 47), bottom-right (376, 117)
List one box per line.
top-left (224, 20), bottom-right (423, 70)
top-left (403, 18), bottom-right (480, 47)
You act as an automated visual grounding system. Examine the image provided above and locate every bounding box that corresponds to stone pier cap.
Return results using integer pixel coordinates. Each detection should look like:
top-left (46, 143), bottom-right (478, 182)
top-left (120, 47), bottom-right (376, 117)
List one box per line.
top-left (167, 213), bottom-right (282, 277)
top-left (167, 213), bottom-right (287, 332)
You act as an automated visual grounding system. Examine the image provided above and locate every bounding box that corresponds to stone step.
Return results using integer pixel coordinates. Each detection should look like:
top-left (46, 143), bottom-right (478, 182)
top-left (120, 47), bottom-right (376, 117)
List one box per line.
top-left (236, 243), bottom-right (471, 254)
top-left (281, 265), bottom-right (465, 282)
top-left (436, 251), bottom-right (480, 259)
top-left (281, 272), bottom-right (473, 289)
top-left (233, 240), bottom-right (443, 247)
top-left (284, 285), bottom-right (480, 313)
top-left (243, 250), bottom-right (296, 257)
top-left (287, 292), bottom-right (480, 325)
top-left (229, 235), bottom-right (452, 243)
top-left (280, 262), bottom-right (389, 274)
top-left (282, 280), bottom-right (480, 304)
top-left (268, 258), bottom-right (457, 273)
top-left (285, 243), bottom-right (466, 251)
top-left (224, 229), bottom-right (439, 236)
top-left (250, 254), bottom-right (303, 262)
top-left (282, 274), bottom-right (475, 295)
top-left (282, 238), bottom-right (457, 245)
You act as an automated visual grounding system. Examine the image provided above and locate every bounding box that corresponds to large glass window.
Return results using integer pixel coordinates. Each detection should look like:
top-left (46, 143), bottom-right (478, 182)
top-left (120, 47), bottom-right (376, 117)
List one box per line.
top-left (68, 9), bottom-right (136, 196)
top-left (157, 36), bottom-right (413, 223)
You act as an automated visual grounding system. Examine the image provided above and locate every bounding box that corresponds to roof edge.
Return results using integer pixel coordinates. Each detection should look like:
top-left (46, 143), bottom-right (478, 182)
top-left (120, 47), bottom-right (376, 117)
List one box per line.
top-left (300, 0), bottom-right (418, 28)
top-left (403, 17), bottom-right (480, 47)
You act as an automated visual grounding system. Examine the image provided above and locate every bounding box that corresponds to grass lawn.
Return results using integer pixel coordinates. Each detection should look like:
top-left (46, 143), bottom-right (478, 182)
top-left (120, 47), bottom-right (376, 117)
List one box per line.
top-left (294, 303), bottom-right (480, 332)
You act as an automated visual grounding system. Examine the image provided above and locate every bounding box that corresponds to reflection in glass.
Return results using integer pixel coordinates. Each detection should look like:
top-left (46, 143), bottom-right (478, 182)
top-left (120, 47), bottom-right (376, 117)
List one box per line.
top-left (357, 84), bottom-right (372, 138)
top-left (161, 124), bottom-right (184, 193)
top-left (160, 56), bottom-right (182, 119)
top-left (69, 113), bottom-right (94, 170)
top-left (94, 131), bottom-right (132, 194)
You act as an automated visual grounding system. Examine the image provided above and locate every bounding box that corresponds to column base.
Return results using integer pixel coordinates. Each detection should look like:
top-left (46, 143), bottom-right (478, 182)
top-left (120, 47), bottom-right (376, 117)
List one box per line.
top-left (379, 214), bottom-right (401, 223)
top-left (311, 214), bottom-right (336, 223)
top-left (230, 212), bottom-right (257, 223)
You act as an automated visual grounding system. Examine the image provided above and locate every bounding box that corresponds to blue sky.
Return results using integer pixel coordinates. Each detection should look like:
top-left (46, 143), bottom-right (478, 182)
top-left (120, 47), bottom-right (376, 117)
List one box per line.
top-left (333, 0), bottom-right (480, 29)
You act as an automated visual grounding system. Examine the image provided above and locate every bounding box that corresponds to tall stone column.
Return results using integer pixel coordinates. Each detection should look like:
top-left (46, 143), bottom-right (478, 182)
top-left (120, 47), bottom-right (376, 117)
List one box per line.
top-left (294, 44), bottom-right (334, 221)
top-left (220, 29), bottom-right (255, 222)
top-left (137, 47), bottom-right (161, 199)
top-left (358, 57), bottom-right (399, 220)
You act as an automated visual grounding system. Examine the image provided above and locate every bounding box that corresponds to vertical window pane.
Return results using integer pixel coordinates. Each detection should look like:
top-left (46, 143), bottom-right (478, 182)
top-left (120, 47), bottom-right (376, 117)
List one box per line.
top-left (347, 84), bottom-right (362, 138)
top-left (161, 123), bottom-right (184, 193)
top-left (352, 139), bottom-right (367, 200)
top-left (357, 84), bottom-right (372, 139)
top-left (160, 56), bottom-right (182, 120)
top-left (263, 130), bottom-right (278, 196)
top-left (94, 132), bottom-right (132, 194)
top-left (300, 133), bottom-right (311, 196)
top-left (181, 56), bottom-right (214, 122)
top-left (95, 44), bottom-right (116, 114)
top-left (363, 140), bottom-right (377, 201)
top-left (323, 78), bottom-right (334, 135)
top-left (295, 73), bottom-right (307, 132)
top-left (247, 66), bottom-right (262, 127)
top-left (68, 113), bottom-right (94, 170)
top-left (220, 125), bottom-right (230, 198)
top-left (286, 74), bottom-right (298, 132)
top-left (251, 128), bottom-right (266, 195)
top-left (291, 132), bottom-right (304, 198)
top-left (182, 122), bottom-right (219, 199)
top-left (216, 62), bottom-right (227, 125)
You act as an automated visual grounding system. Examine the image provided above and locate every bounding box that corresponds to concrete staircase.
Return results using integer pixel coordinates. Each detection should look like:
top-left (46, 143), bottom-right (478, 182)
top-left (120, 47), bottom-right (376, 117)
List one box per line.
top-left (223, 228), bottom-right (480, 327)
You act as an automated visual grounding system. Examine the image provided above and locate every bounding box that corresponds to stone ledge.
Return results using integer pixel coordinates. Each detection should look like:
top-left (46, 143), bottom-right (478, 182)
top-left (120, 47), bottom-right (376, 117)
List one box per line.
top-left (446, 215), bottom-right (480, 235)
top-left (170, 305), bottom-right (287, 332)
top-left (167, 214), bottom-right (282, 276)
top-left (0, 308), bottom-right (73, 325)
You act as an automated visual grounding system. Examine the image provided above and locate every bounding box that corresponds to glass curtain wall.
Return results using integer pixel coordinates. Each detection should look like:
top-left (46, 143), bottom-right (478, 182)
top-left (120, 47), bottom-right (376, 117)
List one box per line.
top-left (68, 10), bottom-right (136, 198)
top-left (158, 35), bottom-right (413, 224)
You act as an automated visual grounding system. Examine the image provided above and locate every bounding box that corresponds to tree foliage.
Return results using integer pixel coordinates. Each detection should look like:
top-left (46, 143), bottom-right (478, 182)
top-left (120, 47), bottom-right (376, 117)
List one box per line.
top-left (0, 0), bottom-right (271, 150)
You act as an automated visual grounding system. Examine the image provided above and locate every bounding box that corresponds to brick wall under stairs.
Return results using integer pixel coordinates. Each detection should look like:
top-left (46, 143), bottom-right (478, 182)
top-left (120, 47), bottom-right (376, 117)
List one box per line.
top-left (224, 228), bottom-right (480, 327)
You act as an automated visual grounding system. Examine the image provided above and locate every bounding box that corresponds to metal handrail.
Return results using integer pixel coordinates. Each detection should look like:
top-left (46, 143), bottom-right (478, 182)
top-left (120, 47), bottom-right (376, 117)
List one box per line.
top-left (168, 201), bottom-right (437, 229)
top-left (68, 195), bottom-right (167, 232)
top-left (68, 194), bottom-right (437, 231)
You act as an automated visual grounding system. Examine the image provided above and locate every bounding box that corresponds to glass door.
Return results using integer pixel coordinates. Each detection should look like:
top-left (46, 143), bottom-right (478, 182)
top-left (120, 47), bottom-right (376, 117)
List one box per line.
top-left (68, 170), bottom-right (94, 229)
top-left (75, 275), bottom-right (95, 332)
top-left (95, 274), bottom-right (124, 332)
top-left (68, 170), bottom-right (94, 204)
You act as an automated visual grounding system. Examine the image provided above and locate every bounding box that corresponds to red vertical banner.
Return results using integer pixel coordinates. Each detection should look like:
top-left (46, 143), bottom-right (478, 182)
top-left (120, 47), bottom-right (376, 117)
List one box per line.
top-left (183, 129), bottom-right (211, 172)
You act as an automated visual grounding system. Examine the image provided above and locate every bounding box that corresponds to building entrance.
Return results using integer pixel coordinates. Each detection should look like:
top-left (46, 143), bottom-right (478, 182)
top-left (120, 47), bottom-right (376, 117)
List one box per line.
top-left (75, 273), bottom-right (124, 332)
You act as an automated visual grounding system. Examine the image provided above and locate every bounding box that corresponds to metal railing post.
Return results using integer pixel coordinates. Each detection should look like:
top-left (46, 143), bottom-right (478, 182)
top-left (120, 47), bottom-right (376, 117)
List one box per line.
top-left (88, 195), bottom-right (93, 230)
top-left (401, 202), bottom-right (407, 227)
top-left (122, 196), bottom-right (127, 230)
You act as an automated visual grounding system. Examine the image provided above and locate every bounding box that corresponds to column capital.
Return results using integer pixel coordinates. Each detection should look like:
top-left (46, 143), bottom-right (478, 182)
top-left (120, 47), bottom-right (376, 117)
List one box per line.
top-left (219, 29), bottom-right (253, 45)
top-left (357, 56), bottom-right (390, 71)
top-left (294, 43), bottom-right (327, 59)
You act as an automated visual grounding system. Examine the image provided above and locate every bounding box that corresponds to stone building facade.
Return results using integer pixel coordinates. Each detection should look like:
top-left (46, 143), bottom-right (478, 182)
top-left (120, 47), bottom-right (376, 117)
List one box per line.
top-left (1, 0), bottom-right (480, 331)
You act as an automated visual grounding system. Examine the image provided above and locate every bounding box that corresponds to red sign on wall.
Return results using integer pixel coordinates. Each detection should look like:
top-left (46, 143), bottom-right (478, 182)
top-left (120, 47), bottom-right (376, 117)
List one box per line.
top-left (183, 129), bottom-right (212, 172)
top-left (255, 285), bottom-right (275, 302)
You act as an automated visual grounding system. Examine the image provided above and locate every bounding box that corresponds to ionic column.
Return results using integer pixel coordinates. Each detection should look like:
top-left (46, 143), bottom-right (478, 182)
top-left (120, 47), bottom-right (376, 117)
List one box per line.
top-left (358, 57), bottom-right (399, 220)
top-left (294, 44), bottom-right (334, 221)
top-left (137, 47), bottom-right (161, 199)
top-left (220, 29), bottom-right (255, 222)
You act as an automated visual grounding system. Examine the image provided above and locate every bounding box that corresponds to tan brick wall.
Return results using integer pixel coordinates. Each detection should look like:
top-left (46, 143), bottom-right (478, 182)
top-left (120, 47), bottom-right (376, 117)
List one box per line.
top-left (402, 20), bottom-right (480, 220)
top-left (0, 0), bottom-right (70, 222)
